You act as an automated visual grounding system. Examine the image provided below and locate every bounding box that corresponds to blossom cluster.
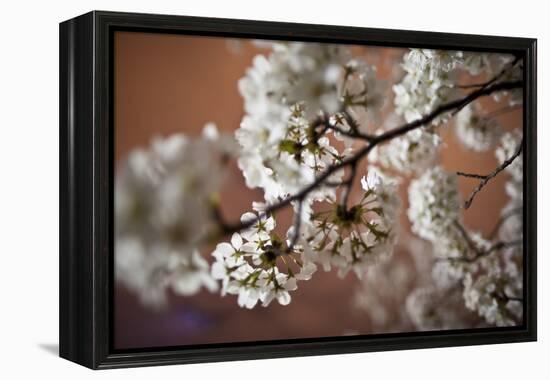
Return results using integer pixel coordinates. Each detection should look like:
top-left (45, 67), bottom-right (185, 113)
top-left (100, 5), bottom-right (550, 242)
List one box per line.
top-left (339, 59), bottom-right (386, 127)
top-left (236, 42), bottom-right (387, 204)
top-left (393, 49), bottom-right (462, 125)
top-left (302, 168), bottom-right (401, 279)
top-left (455, 103), bottom-right (502, 152)
top-left (406, 159), bottom-right (523, 326)
top-left (211, 204), bottom-right (316, 308)
top-left (115, 125), bottom-right (235, 308)
top-left (352, 237), bottom-right (423, 330)
top-left (407, 166), bottom-right (461, 243)
top-left (237, 102), bottom-right (344, 205)
top-left (237, 42), bottom-right (348, 203)
top-left (405, 285), bottom-right (471, 331)
top-left (394, 49), bottom-right (520, 126)
top-left (460, 130), bottom-right (524, 326)
top-left (378, 49), bottom-right (520, 174)
top-left (373, 128), bottom-right (441, 174)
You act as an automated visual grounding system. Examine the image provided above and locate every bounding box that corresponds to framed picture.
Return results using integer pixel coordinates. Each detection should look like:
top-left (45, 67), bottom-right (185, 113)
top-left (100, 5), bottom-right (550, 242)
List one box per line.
top-left (59, 10), bottom-right (537, 369)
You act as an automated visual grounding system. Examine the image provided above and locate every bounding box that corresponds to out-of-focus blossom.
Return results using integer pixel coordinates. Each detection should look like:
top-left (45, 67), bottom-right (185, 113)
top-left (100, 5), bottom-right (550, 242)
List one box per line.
top-left (115, 125), bottom-right (235, 307)
top-left (496, 130), bottom-right (523, 182)
top-left (455, 104), bottom-right (502, 152)
top-left (373, 128), bottom-right (441, 173)
top-left (407, 166), bottom-right (461, 242)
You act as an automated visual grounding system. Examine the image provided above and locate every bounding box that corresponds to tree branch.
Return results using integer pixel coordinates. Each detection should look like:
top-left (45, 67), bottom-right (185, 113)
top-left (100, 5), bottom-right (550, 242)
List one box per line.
top-left (445, 239), bottom-right (523, 264)
top-left (376, 80), bottom-right (522, 143)
top-left (325, 123), bottom-right (374, 142)
top-left (456, 56), bottom-right (521, 91)
top-left (458, 139), bottom-right (523, 209)
top-left (215, 79), bottom-right (523, 236)
top-left (454, 220), bottom-right (482, 256)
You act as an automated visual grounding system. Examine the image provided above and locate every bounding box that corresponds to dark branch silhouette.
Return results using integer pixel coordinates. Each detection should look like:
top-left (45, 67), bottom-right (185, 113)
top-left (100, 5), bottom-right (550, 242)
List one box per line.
top-left (458, 139), bottom-right (523, 209)
top-left (214, 79), bottom-right (523, 236)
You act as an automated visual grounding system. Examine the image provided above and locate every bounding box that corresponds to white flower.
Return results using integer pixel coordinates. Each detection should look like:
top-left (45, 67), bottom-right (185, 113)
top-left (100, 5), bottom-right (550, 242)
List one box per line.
top-left (211, 233), bottom-right (257, 295)
top-left (237, 103), bottom-right (344, 204)
top-left (393, 49), bottom-right (461, 125)
top-left (239, 210), bottom-right (276, 243)
top-left (406, 286), bottom-right (467, 331)
top-left (352, 247), bottom-right (419, 330)
top-left (407, 49), bottom-right (464, 75)
top-left (462, 272), bottom-right (521, 327)
top-left (361, 167), bottom-right (401, 226)
top-left (432, 259), bottom-right (464, 288)
top-left (210, 206), bottom-right (316, 308)
top-left (455, 104), bottom-right (501, 152)
top-left (461, 52), bottom-right (507, 76)
top-left (407, 166), bottom-right (461, 242)
top-left (295, 261), bottom-right (318, 280)
top-left (302, 167), bottom-right (400, 279)
top-left (115, 125), bottom-right (234, 307)
top-left (460, 52), bottom-right (516, 77)
top-left (238, 42), bottom-right (348, 122)
top-left (495, 130), bottom-right (523, 182)
top-left (498, 179), bottom-right (523, 241)
top-left (259, 270), bottom-right (298, 306)
top-left (236, 42), bottom-right (386, 208)
top-left (430, 228), bottom-right (490, 288)
top-left (237, 286), bottom-right (262, 309)
top-left (373, 128), bottom-right (441, 173)
top-left (115, 237), bottom-right (169, 309)
top-left (406, 286), bottom-right (441, 330)
top-left (361, 169), bottom-right (382, 190)
top-left (341, 59), bottom-right (386, 126)
top-left (170, 250), bottom-right (219, 296)
top-left (487, 55), bottom-right (523, 106)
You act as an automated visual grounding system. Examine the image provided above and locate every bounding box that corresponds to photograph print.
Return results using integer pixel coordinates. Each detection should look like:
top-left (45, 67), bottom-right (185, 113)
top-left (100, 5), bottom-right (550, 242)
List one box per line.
top-left (113, 31), bottom-right (525, 349)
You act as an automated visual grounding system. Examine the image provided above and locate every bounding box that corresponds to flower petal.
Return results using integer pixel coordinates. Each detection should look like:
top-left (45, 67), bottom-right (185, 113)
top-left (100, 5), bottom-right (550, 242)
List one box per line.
top-left (276, 291), bottom-right (291, 306)
top-left (231, 233), bottom-right (243, 250)
top-left (214, 242), bottom-right (234, 257)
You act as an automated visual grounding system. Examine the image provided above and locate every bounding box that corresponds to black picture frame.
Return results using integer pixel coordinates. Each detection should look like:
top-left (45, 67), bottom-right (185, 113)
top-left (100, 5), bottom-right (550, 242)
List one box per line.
top-left (59, 10), bottom-right (537, 369)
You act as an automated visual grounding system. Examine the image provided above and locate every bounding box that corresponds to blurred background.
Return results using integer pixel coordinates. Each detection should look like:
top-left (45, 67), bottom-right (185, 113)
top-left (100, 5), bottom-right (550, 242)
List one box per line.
top-left (114, 32), bottom-right (522, 349)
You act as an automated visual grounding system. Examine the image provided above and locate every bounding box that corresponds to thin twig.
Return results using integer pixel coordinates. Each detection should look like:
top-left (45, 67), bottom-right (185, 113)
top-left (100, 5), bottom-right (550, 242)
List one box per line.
top-left (440, 240), bottom-right (523, 263)
top-left (456, 172), bottom-right (486, 180)
top-left (454, 220), bottom-right (482, 256)
top-left (325, 123), bottom-right (374, 142)
top-left (342, 109), bottom-right (361, 132)
top-left (456, 82), bottom-right (490, 89)
top-left (455, 56), bottom-right (520, 91)
top-left (484, 239), bottom-right (523, 256)
top-left (444, 239), bottom-right (523, 264)
top-left (460, 139), bottom-right (523, 209)
top-left (496, 294), bottom-right (523, 303)
top-left (452, 57), bottom-right (521, 116)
